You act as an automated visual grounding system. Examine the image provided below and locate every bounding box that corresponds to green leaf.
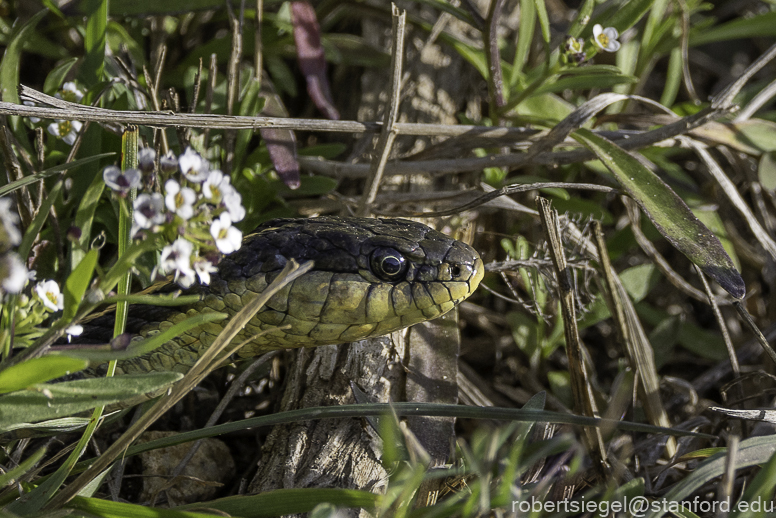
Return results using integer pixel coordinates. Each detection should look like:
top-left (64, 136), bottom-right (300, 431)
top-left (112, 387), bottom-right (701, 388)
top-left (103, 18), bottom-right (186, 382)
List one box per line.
top-left (68, 496), bottom-right (231, 518)
top-left (759, 151), bottom-right (776, 191)
top-left (734, 448), bottom-right (776, 518)
top-left (573, 128), bottom-right (745, 298)
top-left (18, 181), bottom-right (62, 261)
top-left (57, 312), bottom-right (227, 363)
top-left (690, 11), bottom-right (776, 47)
top-left (43, 56), bottom-right (79, 94)
top-left (647, 435), bottom-right (776, 518)
top-left (63, 249), bottom-right (99, 320)
top-left (0, 446), bottom-right (46, 488)
top-left (0, 416), bottom-right (93, 436)
top-left (79, 0), bottom-right (108, 84)
top-left (0, 152), bottom-right (115, 198)
top-left (67, 489), bottom-right (379, 518)
top-left (532, 0), bottom-right (551, 46)
top-left (0, 10), bottom-right (47, 106)
top-left (512, 0), bottom-right (535, 78)
top-left (176, 489), bottom-right (379, 517)
top-left (603, 0), bottom-right (654, 34)
top-left (0, 356), bottom-right (89, 394)
top-left (533, 73), bottom-right (637, 96)
top-left (0, 372), bottom-right (182, 431)
top-left (732, 119), bottom-right (776, 154)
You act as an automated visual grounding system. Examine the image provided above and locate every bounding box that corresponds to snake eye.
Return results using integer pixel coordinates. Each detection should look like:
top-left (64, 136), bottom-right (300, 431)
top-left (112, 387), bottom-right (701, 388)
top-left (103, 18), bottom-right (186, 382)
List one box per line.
top-left (370, 247), bottom-right (408, 282)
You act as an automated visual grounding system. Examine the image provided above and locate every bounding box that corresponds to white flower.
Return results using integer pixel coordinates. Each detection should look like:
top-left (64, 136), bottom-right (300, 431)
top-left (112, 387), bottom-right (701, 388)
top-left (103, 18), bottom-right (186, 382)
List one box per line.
top-left (592, 24), bottom-right (620, 52)
top-left (223, 191), bottom-right (246, 222)
top-left (23, 101), bottom-right (40, 123)
top-left (210, 213), bottom-right (242, 254)
top-left (178, 147), bottom-right (210, 183)
top-left (565, 36), bottom-right (584, 54)
top-left (103, 166), bottom-right (142, 195)
top-left (0, 197), bottom-right (22, 247)
top-left (57, 82), bottom-right (85, 103)
top-left (164, 179), bottom-right (197, 220)
top-left (193, 257), bottom-right (218, 285)
top-left (202, 170), bottom-right (234, 204)
top-left (160, 151), bottom-right (178, 173)
top-left (0, 253), bottom-right (29, 293)
top-left (47, 120), bottom-right (83, 145)
top-left (176, 268), bottom-right (196, 288)
top-left (35, 279), bottom-right (64, 312)
top-left (133, 193), bottom-right (165, 229)
top-left (160, 238), bottom-right (196, 287)
top-left (138, 148), bottom-right (156, 173)
top-left (66, 324), bottom-right (83, 343)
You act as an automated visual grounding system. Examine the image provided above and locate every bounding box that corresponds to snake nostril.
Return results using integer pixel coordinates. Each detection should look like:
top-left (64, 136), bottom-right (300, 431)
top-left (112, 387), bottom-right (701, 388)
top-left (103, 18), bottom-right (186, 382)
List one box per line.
top-left (451, 265), bottom-right (461, 278)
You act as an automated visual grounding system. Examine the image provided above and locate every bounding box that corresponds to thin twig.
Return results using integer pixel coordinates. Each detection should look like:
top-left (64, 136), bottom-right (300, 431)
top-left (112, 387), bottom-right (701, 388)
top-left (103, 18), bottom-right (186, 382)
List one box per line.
top-left (402, 182), bottom-right (618, 217)
top-left (536, 197), bottom-right (609, 471)
top-left (694, 265), bottom-right (740, 380)
top-left (356, 5), bottom-right (405, 216)
top-left (733, 300), bottom-right (776, 368)
top-left (224, 0), bottom-right (243, 175)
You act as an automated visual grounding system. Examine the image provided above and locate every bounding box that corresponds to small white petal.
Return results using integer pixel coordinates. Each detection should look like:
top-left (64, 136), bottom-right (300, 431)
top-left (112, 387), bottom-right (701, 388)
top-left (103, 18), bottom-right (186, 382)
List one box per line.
top-left (193, 258), bottom-right (218, 285)
top-left (178, 147), bottom-right (210, 183)
top-left (47, 122), bottom-right (60, 137)
top-left (0, 197), bottom-right (22, 246)
top-left (223, 192), bottom-right (245, 222)
top-left (211, 213), bottom-right (243, 254)
top-left (35, 279), bottom-right (64, 311)
top-left (133, 193), bottom-right (165, 228)
top-left (0, 253), bottom-right (29, 293)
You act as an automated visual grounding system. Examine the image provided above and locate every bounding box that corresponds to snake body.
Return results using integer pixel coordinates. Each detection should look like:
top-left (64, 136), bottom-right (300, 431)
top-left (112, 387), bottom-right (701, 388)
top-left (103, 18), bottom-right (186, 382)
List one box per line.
top-left (110, 217), bottom-right (483, 373)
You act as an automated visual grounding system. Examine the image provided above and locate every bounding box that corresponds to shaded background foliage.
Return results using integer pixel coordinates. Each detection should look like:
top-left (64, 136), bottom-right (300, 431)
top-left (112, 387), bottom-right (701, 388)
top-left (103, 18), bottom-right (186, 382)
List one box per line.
top-left (2, 0), bottom-right (776, 516)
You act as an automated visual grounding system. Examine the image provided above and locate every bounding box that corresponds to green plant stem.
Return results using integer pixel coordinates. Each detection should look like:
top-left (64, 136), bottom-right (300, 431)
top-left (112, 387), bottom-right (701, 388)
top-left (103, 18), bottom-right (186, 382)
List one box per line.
top-left (33, 128), bottom-right (139, 512)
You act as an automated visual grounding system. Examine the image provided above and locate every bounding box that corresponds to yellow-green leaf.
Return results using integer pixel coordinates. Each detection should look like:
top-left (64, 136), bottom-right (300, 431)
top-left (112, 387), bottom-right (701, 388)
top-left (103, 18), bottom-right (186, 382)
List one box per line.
top-left (573, 128), bottom-right (745, 298)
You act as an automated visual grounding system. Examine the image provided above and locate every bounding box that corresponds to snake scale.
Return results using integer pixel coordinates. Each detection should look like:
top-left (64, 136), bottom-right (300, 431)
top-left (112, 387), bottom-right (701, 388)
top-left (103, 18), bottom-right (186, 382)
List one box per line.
top-left (93, 217), bottom-right (484, 373)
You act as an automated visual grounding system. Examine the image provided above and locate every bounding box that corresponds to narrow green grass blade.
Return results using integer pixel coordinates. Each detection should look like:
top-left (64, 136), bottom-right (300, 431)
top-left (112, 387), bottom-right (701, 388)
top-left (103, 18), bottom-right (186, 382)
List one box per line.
top-left (58, 312), bottom-right (227, 363)
top-left (68, 496), bottom-right (232, 518)
top-left (646, 435), bottom-right (776, 518)
top-left (175, 488), bottom-right (380, 517)
top-left (78, 0), bottom-right (108, 84)
top-left (0, 372), bottom-right (182, 432)
top-left (0, 356), bottom-right (88, 394)
top-left (0, 446), bottom-right (46, 488)
top-left (0, 10), bottom-right (47, 106)
top-left (0, 152), bottom-right (114, 198)
top-left (573, 128), bottom-right (745, 298)
top-left (63, 249), bottom-right (98, 320)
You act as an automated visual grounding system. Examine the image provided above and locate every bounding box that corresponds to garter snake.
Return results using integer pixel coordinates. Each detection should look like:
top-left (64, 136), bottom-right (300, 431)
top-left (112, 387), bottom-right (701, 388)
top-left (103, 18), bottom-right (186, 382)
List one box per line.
top-left (99, 217), bottom-right (484, 373)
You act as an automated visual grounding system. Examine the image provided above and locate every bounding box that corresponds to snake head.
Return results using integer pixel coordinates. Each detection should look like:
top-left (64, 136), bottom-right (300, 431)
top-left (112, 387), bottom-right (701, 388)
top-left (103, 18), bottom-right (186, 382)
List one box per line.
top-left (213, 217), bottom-right (484, 353)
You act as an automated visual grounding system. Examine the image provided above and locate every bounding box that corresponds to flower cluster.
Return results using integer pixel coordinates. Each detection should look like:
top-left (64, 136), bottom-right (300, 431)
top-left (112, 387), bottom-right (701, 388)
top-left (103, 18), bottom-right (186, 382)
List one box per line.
top-left (563, 24), bottom-right (621, 64)
top-left (0, 198), bottom-right (83, 345)
top-left (103, 147), bottom-right (246, 288)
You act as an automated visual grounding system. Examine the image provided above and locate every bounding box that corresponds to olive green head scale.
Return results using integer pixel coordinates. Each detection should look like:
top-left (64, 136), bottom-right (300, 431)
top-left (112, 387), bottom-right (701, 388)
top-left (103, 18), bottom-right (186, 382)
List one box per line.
top-left (118, 217), bottom-right (483, 373)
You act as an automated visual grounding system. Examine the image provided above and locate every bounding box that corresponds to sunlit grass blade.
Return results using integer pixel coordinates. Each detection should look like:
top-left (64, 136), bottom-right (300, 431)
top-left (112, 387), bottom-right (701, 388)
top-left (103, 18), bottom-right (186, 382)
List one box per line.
top-left (0, 356), bottom-right (88, 394)
top-left (0, 372), bottom-right (182, 433)
top-left (646, 435), bottom-right (776, 518)
top-left (573, 128), bottom-right (745, 298)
